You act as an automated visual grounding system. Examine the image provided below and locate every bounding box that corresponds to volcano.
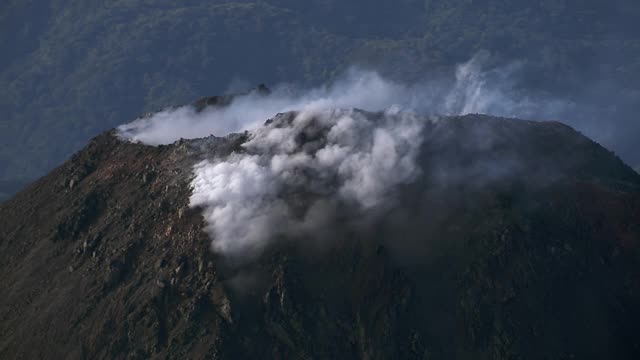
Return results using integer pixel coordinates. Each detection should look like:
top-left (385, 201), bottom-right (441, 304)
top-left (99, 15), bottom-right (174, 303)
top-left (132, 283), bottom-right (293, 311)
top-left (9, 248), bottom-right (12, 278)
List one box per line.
top-left (1, 94), bottom-right (639, 359)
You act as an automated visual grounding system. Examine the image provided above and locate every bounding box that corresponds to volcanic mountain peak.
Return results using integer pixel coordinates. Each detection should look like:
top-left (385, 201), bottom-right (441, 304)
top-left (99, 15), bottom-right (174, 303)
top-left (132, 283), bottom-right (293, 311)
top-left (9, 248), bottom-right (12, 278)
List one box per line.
top-left (1, 101), bottom-right (639, 359)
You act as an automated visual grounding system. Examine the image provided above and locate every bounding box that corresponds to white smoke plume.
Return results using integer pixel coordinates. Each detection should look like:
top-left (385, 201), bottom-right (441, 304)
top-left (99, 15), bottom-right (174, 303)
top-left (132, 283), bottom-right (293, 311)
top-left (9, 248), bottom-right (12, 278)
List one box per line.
top-left (117, 55), bottom-right (576, 257)
top-left (189, 108), bottom-right (424, 256)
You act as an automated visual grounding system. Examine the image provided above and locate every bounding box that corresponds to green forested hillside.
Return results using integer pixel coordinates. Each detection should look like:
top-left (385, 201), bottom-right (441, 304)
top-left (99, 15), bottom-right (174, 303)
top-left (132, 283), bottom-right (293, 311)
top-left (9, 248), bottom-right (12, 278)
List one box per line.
top-left (1, 0), bottom-right (640, 200)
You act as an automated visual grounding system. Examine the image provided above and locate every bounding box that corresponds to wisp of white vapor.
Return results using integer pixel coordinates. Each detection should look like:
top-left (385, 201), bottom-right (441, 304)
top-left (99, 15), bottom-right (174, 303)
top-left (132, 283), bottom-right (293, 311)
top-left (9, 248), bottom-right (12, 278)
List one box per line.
top-left (117, 55), bottom-right (568, 146)
top-left (117, 55), bottom-right (576, 257)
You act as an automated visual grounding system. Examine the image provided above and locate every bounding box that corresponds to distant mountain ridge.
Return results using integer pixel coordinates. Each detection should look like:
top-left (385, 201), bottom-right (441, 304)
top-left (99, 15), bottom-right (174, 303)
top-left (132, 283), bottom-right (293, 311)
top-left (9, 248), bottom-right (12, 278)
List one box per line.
top-left (2, 0), bottom-right (640, 199)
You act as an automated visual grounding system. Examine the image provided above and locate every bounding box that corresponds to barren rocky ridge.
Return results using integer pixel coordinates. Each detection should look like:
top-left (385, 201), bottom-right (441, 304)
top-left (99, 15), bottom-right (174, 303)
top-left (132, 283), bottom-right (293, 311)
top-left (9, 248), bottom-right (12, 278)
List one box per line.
top-left (1, 97), bottom-right (640, 359)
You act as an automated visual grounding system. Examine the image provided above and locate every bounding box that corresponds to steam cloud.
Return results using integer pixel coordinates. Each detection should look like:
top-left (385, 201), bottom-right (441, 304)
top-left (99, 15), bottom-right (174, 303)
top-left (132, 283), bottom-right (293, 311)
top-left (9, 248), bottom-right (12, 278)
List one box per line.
top-left (117, 55), bottom-right (580, 257)
top-left (189, 108), bottom-right (423, 256)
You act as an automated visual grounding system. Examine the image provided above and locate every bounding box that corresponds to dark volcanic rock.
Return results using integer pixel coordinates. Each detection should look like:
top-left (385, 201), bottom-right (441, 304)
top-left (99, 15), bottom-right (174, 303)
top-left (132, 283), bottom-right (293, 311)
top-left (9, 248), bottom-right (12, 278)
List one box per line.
top-left (1, 112), bottom-right (639, 359)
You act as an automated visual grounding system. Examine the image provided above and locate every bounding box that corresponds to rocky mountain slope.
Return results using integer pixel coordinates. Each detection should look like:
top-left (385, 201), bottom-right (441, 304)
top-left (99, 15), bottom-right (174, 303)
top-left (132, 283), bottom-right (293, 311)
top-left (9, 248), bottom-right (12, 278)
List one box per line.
top-left (1, 103), bottom-right (640, 359)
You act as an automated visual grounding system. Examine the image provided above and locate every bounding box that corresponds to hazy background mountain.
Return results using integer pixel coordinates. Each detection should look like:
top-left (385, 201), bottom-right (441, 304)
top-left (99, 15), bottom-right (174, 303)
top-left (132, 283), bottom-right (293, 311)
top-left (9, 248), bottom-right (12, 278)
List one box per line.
top-left (2, 0), bottom-right (640, 201)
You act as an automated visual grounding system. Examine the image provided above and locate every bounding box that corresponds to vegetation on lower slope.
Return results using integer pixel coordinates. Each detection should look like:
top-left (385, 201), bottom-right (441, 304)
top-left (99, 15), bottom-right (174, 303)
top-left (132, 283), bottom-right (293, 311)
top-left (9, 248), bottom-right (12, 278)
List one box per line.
top-left (1, 0), bottom-right (640, 197)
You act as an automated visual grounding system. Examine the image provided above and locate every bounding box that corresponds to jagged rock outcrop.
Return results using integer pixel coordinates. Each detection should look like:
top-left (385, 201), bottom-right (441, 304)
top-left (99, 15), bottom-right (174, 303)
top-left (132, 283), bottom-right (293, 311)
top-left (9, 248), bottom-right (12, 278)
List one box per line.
top-left (1, 109), bottom-right (639, 359)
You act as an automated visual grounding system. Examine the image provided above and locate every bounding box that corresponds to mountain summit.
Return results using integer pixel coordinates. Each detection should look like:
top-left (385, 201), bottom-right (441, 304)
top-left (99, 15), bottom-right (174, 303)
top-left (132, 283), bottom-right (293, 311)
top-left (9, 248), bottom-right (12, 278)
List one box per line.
top-left (1, 97), bottom-right (640, 359)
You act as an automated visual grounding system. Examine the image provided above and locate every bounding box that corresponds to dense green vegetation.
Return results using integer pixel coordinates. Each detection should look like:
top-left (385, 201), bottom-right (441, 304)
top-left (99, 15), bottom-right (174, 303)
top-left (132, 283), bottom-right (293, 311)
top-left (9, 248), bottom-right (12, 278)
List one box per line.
top-left (1, 0), bottom-right (640, 201)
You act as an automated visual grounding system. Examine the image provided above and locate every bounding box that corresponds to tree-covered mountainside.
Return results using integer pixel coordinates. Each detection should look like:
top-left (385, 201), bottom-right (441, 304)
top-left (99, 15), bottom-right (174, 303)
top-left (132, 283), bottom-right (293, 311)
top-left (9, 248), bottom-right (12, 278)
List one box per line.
top-left (2, 0), bottom-right (640, 201)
